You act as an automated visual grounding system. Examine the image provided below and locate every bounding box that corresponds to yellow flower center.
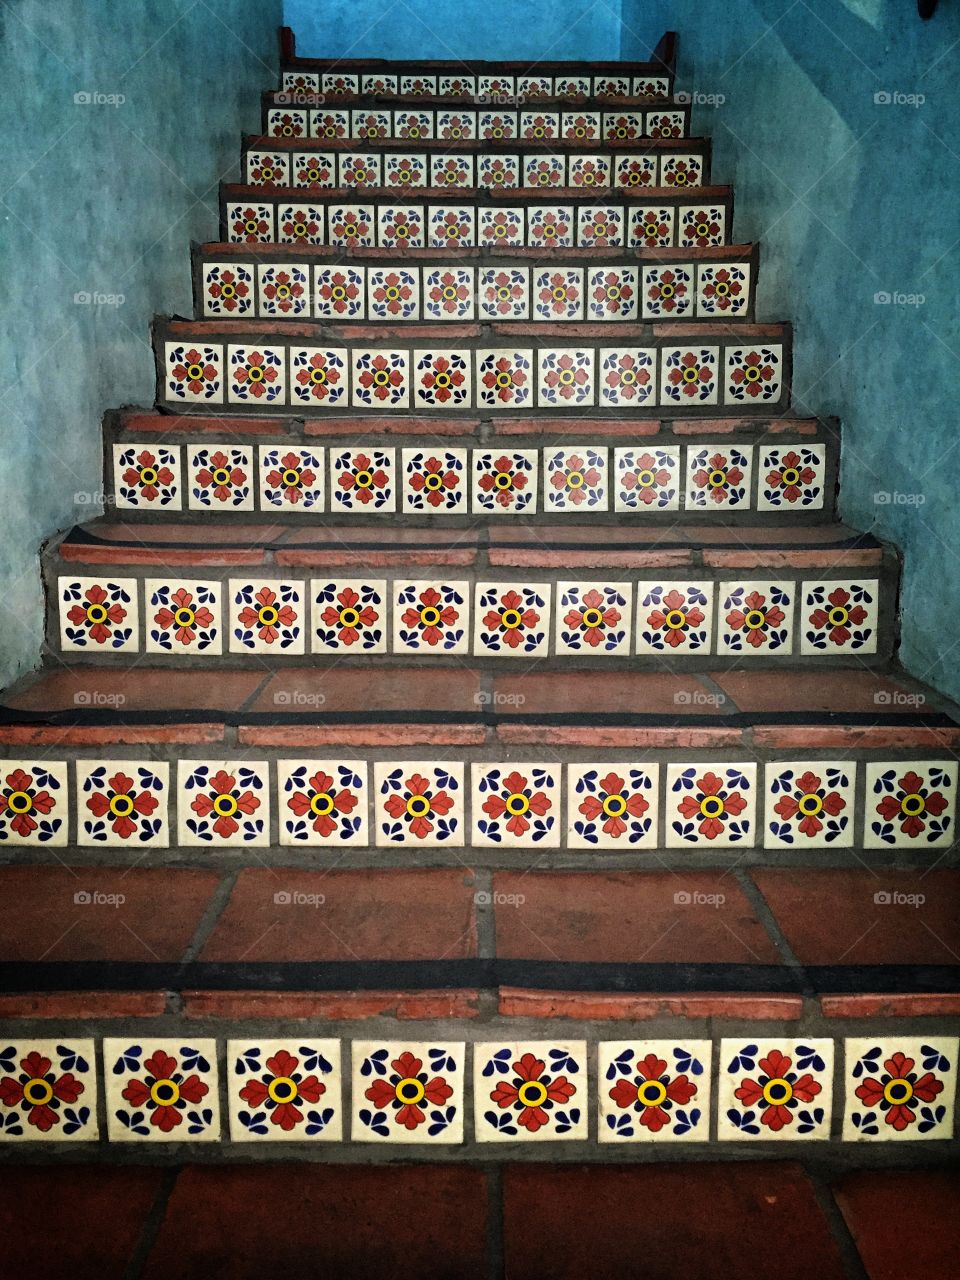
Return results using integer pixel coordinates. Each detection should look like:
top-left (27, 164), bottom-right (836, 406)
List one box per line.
top-left (257, 605), bottom-right (279, 626)
top-left (24, 1078), bottom-right (54, 1106)
top-left (708, 468), bottom-right (726, 487)
top-left (139, 467), bottom-right (158, 485)
top-left (781, 468), bottom-right (800, 486)
top-left (310, 791), bottom-right (335, 816)
top-left (6, 790), bottom-right (33, 814)
top-left (501, 609), bottom-right (523, 629)
top-left (637, 1079), bottom-right (667, 1107)
top-left (150, 1078), bottom-right (181, 1107)
top-left (636, 468), bottom-right (655, 487)
top-left (798, 793), bottom-right (823, 816)
top-left (268, 1076), bottom-right (298, 1103)
top-left (665, 609), bottom-right (687, 630)
top-left (883, 1078), bottom-right (914, 1105)
top-left (762, 1077), bottom-right (793, 1106)
top-left (901, 793), bottom-right (925, 816)
top-left (310, 367), bottom-right (327, 383)
top-left (213, 793), bottom-right (239, 817)
top-left (566, 468), bottom-right (584, 486)
top-left (715, 281), bottom-right (730, 296)
top-left (505, 792), bottom-right (530, 816)
top-left (395, 1077), bottom-right (425, 1105)
top-left (582, 607), bottom-right (605, 629)
top-left (282, 469), bottom-right (301, 487)
top-left (494, 470), bottom-right (513, 488)
top-left (406, 794), bottom-right (431, 818)
top-left (699, 795), bottom-right (724, 819)
top-left (372, 369), bottom-right (391, 386)
top-left (745, 365), bottom-right (762, 382)
top-left (419, 606), bottom-right (442, 628)
top-left (85, 603), bottom-right (109, 625)
top-left (186, 363), bottom-right (205, 380)
top-left (517, 1080), bottom-right (549, 1107)
top-left (355, 470), bottom-right (373, 488)
top-left (424, 472), bottom-right (444, 490)
top-left (109, 793), bottom-right (135, 817)
top-left (495, 372), bottom-right (514, 389)
top-left (660, 283), bottom-right (675, 299)
top-left (602, 793), bottom-right (628, 817)
top-left (828, 606), bottom-right (850, 627)
top-left (247, 366), bottom-right (265, 382)
top-left (683, 366), bottom-right (701, 384)
top-left (744, 609), bottom-right (767, 630)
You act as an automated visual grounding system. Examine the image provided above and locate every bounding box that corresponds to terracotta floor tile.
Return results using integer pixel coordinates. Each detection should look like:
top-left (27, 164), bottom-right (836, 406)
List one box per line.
top-left (2, 668), bottom-right (263, 714)
top-left (251, 667), bottom-right (481, 716)
top-left (493, 671), bottom-right (726, 717)
top-left (834, 1170), bottom-right (960, 1280)
top-left (711, 669), bottom-right (932, 716)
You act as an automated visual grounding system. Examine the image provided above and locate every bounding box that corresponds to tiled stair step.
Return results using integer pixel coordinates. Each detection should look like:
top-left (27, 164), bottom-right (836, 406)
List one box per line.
top-left (241, 135), bottom-right (710, 191)
top-left (221, 185), bottom-right (735, 247)
top-left (156, 319), bottom-right (791, 414)
top-left (261, 99), bottom-right (692, 142)
top-left (106, 410), bottom-right (836, 521)
top-left (195, 242), bottom-right (758, 323)
top-left (0, 664), bottom-right (956, 863)
top-left (278, 69), bottom-right (675, 101)
top-left (47, 520), bottom-right (895, 666)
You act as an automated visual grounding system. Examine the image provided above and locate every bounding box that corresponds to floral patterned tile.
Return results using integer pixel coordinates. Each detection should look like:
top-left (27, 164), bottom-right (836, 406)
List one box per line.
top-left (476, 350), bottom-right (534, 408)
top-left (435, 112), bottom-right (475, 141)
top-left (437, 78), bottom-right (475, 100)
top-left (410, 355), bottom-right (472, 411)
top-left (228, 203), bottom-right (274, 243)
top-left (0, 1041), bottom-right (96, 1141)
top-left (568, 765), bottom-right (659, 849)
top-left (399, 74), bottom-right (436, 95)
top-left (587, 267), bottom-right (638, 320)
top-left (661, 345), bottom-right (719, 405)
top-left (642, 264), bottom-right (693, 319)
top-left (725, 346), bottom-right (784, 405)
top-left (393, 581), bottom-right (469, 654)
top-left (374, 762), bottom-right (465, 846)
top-left (427, 206), bottom-right (476, 248)
top-left (394, 110), bottom-right (432, 141)
top-left (603, 111), bottom-right (644, 141)
top-left (864, 761), bottom-right (957, 849)
top-left (686, 445), bottom-right (753, 510)
top-left (257, 263), bottom-right (309, 317)
top-left (277, 760), bottom-right (368, 846)
top-left (423, 267), bottom-right (475, 319)
top-left (187, 445), bottom-right (254, 510)
top-left (614, 446), bottom-right (680, 511)
top-left (352, 350), bottom-right (410, 408)
top-left (556, 582), bottom-right (633, 656)
top-left (636, 582), bottom-right (714, 654)
top-left (520, 112), bottom-right (559, 140)
top-left (665, 763), bottom-right (757, 848)
top-left (322, 73), bottom-right (359, 96)
top-left (473, 449), bottom-right (538, 514)
top-left (164, 342), bottom-right (223, 403)
top-left (662, 154), bottom-right (704, 189)
top-left (114, 444), bottom-right (180, 510)
top-left (377, 205), bottom-right (425, 248)
top-left (718, 1039), bottom-right (833, 1141)
top-left (679, 204), bottom-right (726, 247)
top-left (478, 154), bottom-right (520, 189)
top-left (568, 154), bottom-right (610, 189)
top-left (577, 205), bottom-right (624, 247)
top-left (555, 75), bottom-right (590, 97)
top-left (562, 111), bottom-right (601, 141)
top-left (76, 761), bottom-right (170, 847)
top-left (228, 579), bottom-right (305, 654)
top-left (227, 345), bottom-right (286, 405)
top-left (246, 151), bottom-right (290, 187)
top-left (538, 349), bottom-right (596, 407)
top-left (104, 1039), bottom-right (219, 1142)
top-left (474, 583), bottom-right (551, 657)
top-left (146, 579), bottom-right (221, 656)
top-left (351, 110), bottom-right (390, 139)
top-left (717, 581), bottom-right (795, 657)
top-left (475, 1042), bottom-right (587, 1142)
top-left (479, 206), bottom-right (524, 246)
top-left (431, 154), bottom-right (474, 188)
top-left (401, 448), bottom-right (467, 511)
top-left (352, 1041), bottom-right (464, 1144)
top-left (800, 580), bottom-right (879, 655)
top-left (764, 762), bottom-right (857, 849)
top-left (367, 267), bottom-right (420, 320)
top-left (59, 577), bottom-right (138, 653)
top-left (472, 763), bottom-right (560, 847)
top-left (331, 448), bottom-right (396, 511)
top-left (599, 1041), bottom-right (710, 1143)
top-left (757, 444), bottom-right (826, 511)
top-left (527, 205), bottom-right (574, 247)
top-left (361, 73), bottom-right (397, 94)
top-left (326, 204), bottom-right (375, 247)
top-left (697, 262), bottom-right (751, 316)
top-left (311, 579), bottom-right (387, 653)
top-left (202, 262), bottom-right (253, 316)
top-left (544, 447), bottom-right (608, 511)
top-left (646, 110), bottom-right (686, 138)
top-left (338, 152), bottom-right (383, 188)
top-left (314, 267), bottom-right (365, 319)
top-left (0, 762), bottom-right (68, 846)
top-left (178, 761), bottom-right (269, 846)
top-left (534, 268), bottom-right (584, 320)
top-left (843, 1037), bottom-right (957, 1142)
top-left (614, 155), bottom-right (657, 189)
top-left (479, 267), bottom-right (529, 320)
top-left (598, 348), bottom-right (656, 407)
top-left (524, 154), bottom-right (566, 189)
top-left (629, 205), bottom-right (675, 247)
top-left (228, 1040), bottom-right (342, 1142)
top-left (311, 109), bottom-right (349, 140)
top-left (259, 446), bottom-right (325, 509)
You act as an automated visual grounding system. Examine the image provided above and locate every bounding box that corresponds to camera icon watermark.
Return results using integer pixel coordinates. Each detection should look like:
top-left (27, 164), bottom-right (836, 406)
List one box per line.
top-left (674, 890), bottom-right (725, 907)
top-left (73, 291), bottom-right (125, 307)
top-left (73, 690), bottom-right (126, 708)
top-left (873, 90), bottom-right (925, 108)
top-left (74, 890), bottom-right (125, 907)
top-left (873, 489), bottom-right (925, 506)
top-left (674, 690), bottom-right (726, 707)
top-left (873, 890), bottom-right (925, 907)
top-left (274, 890), bottom-right (325, 907)
top-left (474, 690), bottom-right (526, 708)
top-left (273, 689), bottom-right (326, 707)
top-left (874, 690), bottom-right (926, 707)
top-left (474, 890), bottom-right (525, 907)
top-left (873, 291), bottom-right (925, 307)
top-left (73, 90), bottom-right (125, 107)
top-left (674, 89), bottom-right (726, 107)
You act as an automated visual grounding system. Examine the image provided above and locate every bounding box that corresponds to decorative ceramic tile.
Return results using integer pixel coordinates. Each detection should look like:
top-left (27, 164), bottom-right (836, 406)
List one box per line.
top-left (634, 76), bottom-right (671, 97)
top-left (246, 151), bottom-right (290, 187)
top-left (662, 154), bottom-right (704, 188)
top-left (697, 263), bottom-right (750, 316)
top-left (801, 580), bottom-right (879, 655)
top-left (725, 346), bottom-right (783, 404)
top-left (377, 205), bottom-right (425, 248)
top-left (352, 350), bottom-right (409, 407)
top-left (864, 761), bottom-right (956, 848)
top-left (599, 1041), bottom-right (710, 1142)
top-left (477, 75), bottom-right (512, 97)
top-left (164, 342), bottom-right (223, 403)
top-left (665, 763), bottom-right (757, 847)
top-left (615, 155), bottom-right (657, 188)
top-left (538, 349), bottom-right (596, 406)
top-left (311, 109), bottom-right (349, 140)
top-left (472, 764), bottom-right (560, 847)
top-left (374, 763), bottom-right (465, 846)
top-left (562, 111), bottom-right (600, 141)
top-left (227, 345), bottom-right (286, 405)
top-left (114, 443), bottom-right (180, 509)
top-left (331, 448), bottom-right (395, 511)
top-left (178, 761), bottom-right (268, 846)
top-left (646, 110), bottom-right (686, 138)
top-left (229, 580), bottom-right (304, 654)
top-left (326, 205), bottom-right (375, 247)
top-left (661, 345), bottom-right (719, 405)
top-left (478, 154), bottom-right (520, 189)
top-left (311, 580), bottom-right (387, 653)
top-left (517, 76), bottom-right (551, 99)
top-left (614, 447), bottom-right (679, 510)
top-left (475, 1042), bottom-right (587, 1141)
top-left (277, 203), bottom-right (324, 245)
top-left (627, 205), bottom-right (673, 248)
top-left (145, 580), bottom-right (222, 655)
top-left (764, 762), bottom-right (856, 849)
top-left (636, 581), bottom-right (714, 653)
top-left (527, 205), bottom-right (574, 246)
top-left (603, 111), bottom-right (644, 141)
top-left (479, 206), bottom-right (524, 245)
top-left (436, 112), bottom-right (475, 141)
top-left (473, 449), bottom-right (538, 514)
top-left (843, 1038), bottom-right (957, 1141)
top-left (411, 354), bottom-right (472, 410)
top-left (587, 267), bottom-right (638, 319)
top-left (431, 154), bottom-right (473, 187)
top-left (290, 347), bottom-right (348, 408)
top-left (686, 445), bottom-right (753, 509)
top-left (278, 760), bottom-right (368, 845)
top-left (383, 154), bottom-right (428, 187)
top-left (228, 1040), bottom-right (342, 1142)
top-left (568, 154), bottom-right (610, 188)
top-left (361, 73), bottom-right (397, 94)
top-left (533, 268), bottom-right (583, 320)
top-left (105, 1039), bottom-right (219, 1142)
top-left (479, 267), bottom-right (529, 320)
top-left (718, 581), bottom-right (795, 656)
top-left (322, 73), bottom-right (358, 96)
top-left (423, 267), bottom-right (475, 319)
top-left (0, 762), bottom-right (68, 846)
top-left (758, 445), bottom-right (826, 510)
top-left (393, 582), bottom-right (469, 653)
top-left (477, 350), bottom-right (534, 408)
top-left (594, 74), bottom-right (630, 96)
top-left (598, 348), bottom-right (656, 406)
top-left (680, 205), bottom-right (726, 247)
top-left (59, 577), bottom-right (138, 652)
top-left (474, 583), bottom-right (551, 657)
top-left (437, 75), bottom-right (475, 97)
top-left (229, 203), bottom-right (274, 243)
top-left (577, 205), bottom-right (624, 247)
top-left (76, 761), bottom-right (169, 846)
top-left (202, 262), bottom-right (253, 316)
top-left (718, 1039), bottom-right (833, 1141)
top-left (642, 264), bottom-right (693, 318)
top-left (0, 1041), bottom-right (96, 1141)
top-left (257, 264), bottom-right (308, 317)
top-left (556, 582), bottom-right (632, 655)
top-left (314, 268), bottom-right (364, 319)
top-left (338, 152), bottom-right (382, 187)
top-left (187, 445), bottom-right (253, 510)
top-left (544, 447), bottom-right (607, 510)
top-left (399, 74), bottom-right (436, 95)
top-left (352, 1041), bottom-right (464, 1144)
top-left (280, 71), bottom-right (318, 94)
top-left (394, 111), bottom-right (432, 140)
top-left (351, 110), bottom-right (390, 139)
top-left (520, 111), bottom-right (559, 140)
top-left (568, 765), bottom-right (659, 848)
top-left (259, 446), bottom-right (325, 508)
top-left (555, 75), bottom-right (590, 97)
top-left (402, 447), bottom-right (467, 511)
top-left (367, 267), bottom-right (419, 320)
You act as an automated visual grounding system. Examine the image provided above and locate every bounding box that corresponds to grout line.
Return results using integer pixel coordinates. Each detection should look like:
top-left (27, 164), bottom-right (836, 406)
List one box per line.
top-left (179, 869), bottom-right (241, 964)
top-left (487, 1162), bottom-right (505, 1280)
top-left (807, 1166), bottom-right (871, 1280)
top-left (734, 866), bottom-right (805, 973)
top-left (124, 1165), bottom-right (179, 1280)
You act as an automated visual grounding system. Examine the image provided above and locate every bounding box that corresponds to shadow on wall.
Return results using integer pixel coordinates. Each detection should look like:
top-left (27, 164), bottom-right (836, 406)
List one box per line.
top-left (624, 0), bottom-right (960, 701)
top-left (0, 0), bottom-right (281, 688)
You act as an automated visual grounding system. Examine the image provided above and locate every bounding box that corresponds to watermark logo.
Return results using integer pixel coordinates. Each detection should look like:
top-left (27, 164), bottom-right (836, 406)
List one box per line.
top-left (674, 890), bottom-right (725, 907)
top-left (873, 890), bottom-right (925, 907)
top-left (873, 90), bottom-right (925, 108)
top-left (74, 890), bottom-right (125, 907)
top-left (474, 690), bottom-right (526, 708)
top-left (73, 690), bottom-right (126, 708)
top-left (874, 291), bottom-right (925, 307)
top-left (273, 689), bottom-right (326, 708)
top-left (674, 689), bottom-right (726, 707)
top-left (874, 690), bottom-right (926, 707)
top-left (274, 890), bottom-right (325, 907)
top-left (874, 490), bottom-right (925, 506)
top-left (474, 890), bottom-right (525, 907)
top-left (675, 90), bottom-right (726, 107)
top-left (74, 90), bottom-right (125, 107)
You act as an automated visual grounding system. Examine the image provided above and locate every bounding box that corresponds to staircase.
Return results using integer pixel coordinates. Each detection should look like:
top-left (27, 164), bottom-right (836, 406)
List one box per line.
top-left (1, 25), bottom-right (958, 1273)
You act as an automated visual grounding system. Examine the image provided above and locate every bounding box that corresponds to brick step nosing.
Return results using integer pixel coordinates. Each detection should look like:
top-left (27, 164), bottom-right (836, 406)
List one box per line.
top-left (196, 239), bottom-right (757, 263)
top-left (242, 133), bottom-right (710, 155)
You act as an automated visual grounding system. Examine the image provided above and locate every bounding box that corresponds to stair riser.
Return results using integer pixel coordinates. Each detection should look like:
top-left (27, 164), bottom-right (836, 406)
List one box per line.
top-left (221, 188), bottom-right (735, 247)
top-left (278, 70), bottom-right (673, 100)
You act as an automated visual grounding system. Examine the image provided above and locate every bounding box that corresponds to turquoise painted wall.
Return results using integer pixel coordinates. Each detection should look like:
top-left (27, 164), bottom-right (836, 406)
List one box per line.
top-left (622, 0), bottom-right (960, 701)
top-left (0, 0), bottom-right (280, 686)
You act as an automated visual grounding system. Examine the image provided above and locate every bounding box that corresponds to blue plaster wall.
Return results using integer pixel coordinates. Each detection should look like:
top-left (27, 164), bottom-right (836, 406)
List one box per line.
top-left (622, 0), bottom-right (960, 701)
top-left (0, 0), bottom-right (281, 687)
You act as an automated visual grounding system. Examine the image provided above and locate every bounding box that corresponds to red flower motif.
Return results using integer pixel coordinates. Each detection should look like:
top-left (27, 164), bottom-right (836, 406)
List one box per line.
top-left (328, 211), bottom-right (369, 245)
top-left (478, 455), bottom-right (528, 506)
top-left (409, 455), bottom-right (460, 505)
top-left (120, 1049), bottom-right (209, 1133)
top-left (238, 1048), bottom-right (325, 1131)
top-left (773, 770), bottom-right (846, 837)
top-left (434, 158), bottom-right (468, 186)
top-left (439, 115), bottom-right (471, 140)
top-left (172, 348), bottom-right (217, 395)
top-left (692, 452), bottom-right (743, 502)
top-left (317, 271), bottom-right (360, 316)
top-left (190, 769), bottom-right (261, 838)
top-left (484, 270), bottom-right (525, 314)
top-left (338, 453), bottom-right (389, 504)
top-left (528, 159), bottom-right (562, 187)
top-left (604, 354), bottom-right (650, 399)
top-left (271, 112), bottom-right (303, 138)
top-left (685, 210), bottom-right (721, 245)
top-left (237, 586), bottom-right (297, 644)
top-left (609, 1053), bottom-right (696, 1130)
top-left (606, 114), bottom-right (638, 140)
top-left (281, 208), bottom-right (320, 240)
top-left (382, 211), bottom-right (418, 243)
top-left (383, 772), bottom-right (455, 839)
top-left (875, 770), bottom-right (948, 838)
top-left (66, 583), bottom-right (126, 644)
top-left (572, 159), bottom-right (606, 187)
top-left (637, 211), bottom-right (670, 244)
top-left (233, 350), bottom-right (278, 399)
top-left (481, 357), bottom-right (527, 403)
top-left (622, 452), bottom-right (670, 504)
top-left (646, 589), bottom-right (705, 648)
top-left (419, 358), bottom-right (465, 406)
top-left (372, 271), bottom-right (413, 315)
top-left (544, 356), bottom-right (589, 401)
top-left (619, 158), bottom-right (653, 186)
top-left (428, 267), bottom-right (471, 307)
top-left (358, 354), bottom-right (404, 401)
top-left (318, 586), bottom-right (379, 646)
top-left (730, 350), bottom-right (775, 397)
top-left (522, 115), bottom-right (554, 139)
top-left (266, 451), bottom-right (317, 504)
top-left (482, 589), bottom-right (540, 649)
top-left (490, 1051), bottom-right (576, 1132)
top-left (593, 269), bottom-right (633, 309)
top-left (578, 771), bottom-right (649, 837)
top-left (122, 449), bottom-right (174, 501)
top-left (765, 450), bottom-right (815, 502)
top-left (550, 452), bottom-right (599, 501)
top-left (400, 586), bottom-right (459, 647)
top-left (356, 113), bottom-right (387, 138)
top-left (808, 586), bottom-right (869, 646)
top-left (563, 588), bottom-right (620, 647)
top-left (287, 769), bottom-right (358, 836)
top-left (724, 590), bottom-right (785, 648)
top-left (250, 155), bottom-right (284, 185)
top-left (481, 770), bottom-right (552, 837)
top-left (86, 770), bottom-right (159, 839)
top-left (0, 768), bottom-right (55, 838)
top-left (665, 159), bottom-right (697, 186)
top-left (233, 207), bottom-right (270, 241)
top-left (854, 1051), bottom-right (944, 1131)
top-left (647, 268), bottom-right (686, 312)
top-left (364, 1050), bottom-right (453, 1130)
top-left (262, 270), bottom-right (303, 313)
top-left (208, 268), bottom-right (249, 312)
top-left (195, 449), bottom-right (246, 502)
top-left (539, 272), bottom-right (580, 315)
top-left (0, 1050), bottom-right (83, 1132)
top-left (483, 114), bottom-right (513, 139)
top-left (702, 267), bottom-right (743, 311)
top-left (669, 353), bottom-right (713, 399)
top-left (734, 1049), bottom-right (821, 1132)
top-left (483, 210), bottom-right (519, 242)
top-left (581, 213), bottom-right (619, 246)
top-left (677, 771), bottom-right (747, 840)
